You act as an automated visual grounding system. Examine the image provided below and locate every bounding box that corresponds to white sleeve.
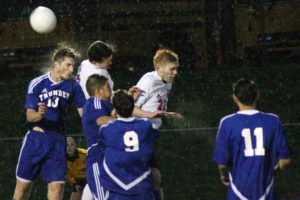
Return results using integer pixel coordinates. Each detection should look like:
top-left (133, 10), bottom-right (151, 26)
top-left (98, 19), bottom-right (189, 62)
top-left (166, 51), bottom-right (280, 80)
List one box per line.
top-left (135, 76), bottom-right (152, 107)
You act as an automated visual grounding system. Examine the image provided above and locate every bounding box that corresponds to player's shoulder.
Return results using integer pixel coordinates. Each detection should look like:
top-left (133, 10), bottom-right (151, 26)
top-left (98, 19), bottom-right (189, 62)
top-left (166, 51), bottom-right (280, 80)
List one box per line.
top-left (259, 111), bottom-right (281, 123)
top-left (219, 113), bottom-right (238, 124)
top-left (28, 73), bottom-right (49, 93)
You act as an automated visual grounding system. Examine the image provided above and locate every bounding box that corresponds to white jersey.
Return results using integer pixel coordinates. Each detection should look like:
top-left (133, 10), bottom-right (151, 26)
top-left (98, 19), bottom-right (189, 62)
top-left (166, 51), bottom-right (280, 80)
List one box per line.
top-left (135, 71), bottom-right (172, 129)
top-left (77, 59), bottom-right (114, 99)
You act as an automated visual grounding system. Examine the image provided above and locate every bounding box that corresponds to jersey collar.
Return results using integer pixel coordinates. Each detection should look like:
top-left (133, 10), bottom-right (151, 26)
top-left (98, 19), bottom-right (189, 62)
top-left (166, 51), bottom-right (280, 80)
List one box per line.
top-left (117, 117), bottom-right (135, 122)
top-left (237, 110), bottom-right (260, 115)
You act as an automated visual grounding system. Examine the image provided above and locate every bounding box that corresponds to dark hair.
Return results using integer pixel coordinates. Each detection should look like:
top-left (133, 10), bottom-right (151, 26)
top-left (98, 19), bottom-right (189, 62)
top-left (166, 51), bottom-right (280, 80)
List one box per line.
top-left (112, 90), bottom-right (134, 118)
top-left (88, 40), bottom-right (113, 62)
top-left (233, 78), bottom-right (258, 105)
top-left (86, 74), bottom-right (108, 96)
top-left (153, 48), bottom-right (179, 68)
top-left (52, 46), bottom-right (79, 63)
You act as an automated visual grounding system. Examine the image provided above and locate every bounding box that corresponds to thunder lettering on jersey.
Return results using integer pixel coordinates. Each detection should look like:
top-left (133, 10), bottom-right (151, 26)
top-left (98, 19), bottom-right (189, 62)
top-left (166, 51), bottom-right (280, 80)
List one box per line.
top-left (98, 117), bottom-right (159, 195)
top-left (135, 71), bottom-right (172, 129)
top-left (77, 60), bottom-right (114, 99)
top-left (213, 110), bottom-right (290, 200)
top-left (25, 72), bottom-right (85, 133)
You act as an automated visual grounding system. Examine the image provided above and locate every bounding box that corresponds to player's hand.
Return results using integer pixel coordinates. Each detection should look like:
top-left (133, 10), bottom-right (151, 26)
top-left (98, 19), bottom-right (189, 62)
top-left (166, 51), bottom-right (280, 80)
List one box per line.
top-left (220, 175), bottom-right (230, 186)
top-left (128, 86), bottom-right (141, 101)
top-left (74, 184), bottom-right (82, 192)
top-left (165, 112), bottom-right (184, 119)
top-left (37, 102), bottom-right (46, 116)
top-left (148, 110), bottom-right (168, 118)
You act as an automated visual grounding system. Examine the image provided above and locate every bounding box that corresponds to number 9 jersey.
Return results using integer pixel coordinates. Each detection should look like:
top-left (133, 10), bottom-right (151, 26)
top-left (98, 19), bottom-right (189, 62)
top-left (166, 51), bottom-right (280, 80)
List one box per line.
top-left (213, 110), bottom-right (291, 200)
top-left (98, 117), bottom-right (160, 195)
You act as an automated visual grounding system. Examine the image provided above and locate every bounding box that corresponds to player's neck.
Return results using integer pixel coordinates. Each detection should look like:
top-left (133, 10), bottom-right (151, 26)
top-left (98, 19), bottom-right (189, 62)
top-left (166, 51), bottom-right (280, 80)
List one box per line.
top-left (93, 62), bottom-right (108, 70)
top-left (50, 71), bottom-right (62, 82)
top-left (239, 104), bottom-right (256, 111)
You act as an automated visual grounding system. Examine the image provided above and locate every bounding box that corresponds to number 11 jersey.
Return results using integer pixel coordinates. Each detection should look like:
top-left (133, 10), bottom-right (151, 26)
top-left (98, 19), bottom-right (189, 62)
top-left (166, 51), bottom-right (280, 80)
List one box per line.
top-left (213, 110), bottom-right (290, 200)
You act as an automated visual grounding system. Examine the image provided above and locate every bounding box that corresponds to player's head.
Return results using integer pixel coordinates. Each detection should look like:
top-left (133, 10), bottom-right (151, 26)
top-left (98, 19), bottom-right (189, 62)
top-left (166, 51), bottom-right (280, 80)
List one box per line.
top-left (86, 74), bottom-right (111, 101)
top-left (88, 40), bottom-right (114, 69)
top-left (66, 137), bottom-right (77, 157)
top-left (52, 46), bottom-right (79, 80)
top-left (153, 48), bottom-right (179, 83)
top-left (232, 78), bottom-right (258, 106)
top-left (112, 90), bottom-right (134, 118)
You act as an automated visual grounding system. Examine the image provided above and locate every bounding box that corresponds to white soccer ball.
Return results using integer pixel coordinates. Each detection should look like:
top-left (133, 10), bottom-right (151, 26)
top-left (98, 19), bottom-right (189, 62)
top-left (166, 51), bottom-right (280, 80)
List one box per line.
top-left (30, 6), bottom-right (57, 34)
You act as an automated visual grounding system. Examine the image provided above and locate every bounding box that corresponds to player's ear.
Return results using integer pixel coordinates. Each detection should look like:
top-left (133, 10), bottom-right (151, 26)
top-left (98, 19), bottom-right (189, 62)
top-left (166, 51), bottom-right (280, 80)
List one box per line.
top-left (232, 94), bottom-right (238, 104)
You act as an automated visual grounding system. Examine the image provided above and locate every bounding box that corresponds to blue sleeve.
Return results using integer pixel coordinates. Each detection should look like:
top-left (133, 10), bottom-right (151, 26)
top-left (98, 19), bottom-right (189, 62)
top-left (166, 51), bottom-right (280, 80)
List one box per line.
top-left (71, 81), bottom-right (86, 108)
top-left (213, 120), bottom-right (231, 165)
top-left (25, 82), bottom-right (39, 109)
top-left (276, 121), bottom-right (291, 159)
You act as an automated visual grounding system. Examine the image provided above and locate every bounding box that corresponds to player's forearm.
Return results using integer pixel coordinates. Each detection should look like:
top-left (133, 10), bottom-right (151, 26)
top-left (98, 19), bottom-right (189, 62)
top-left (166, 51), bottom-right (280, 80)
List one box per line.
top-left (96, 116), bottom-right (115, 126)
top-left (133, 106), bottom-right (154, 118)
top-left (218, 164), bottom-right (229, 178)
top-left (26, 109), bottom-right (44, 122)
top-left (278, 158), bottom-right (291, 170)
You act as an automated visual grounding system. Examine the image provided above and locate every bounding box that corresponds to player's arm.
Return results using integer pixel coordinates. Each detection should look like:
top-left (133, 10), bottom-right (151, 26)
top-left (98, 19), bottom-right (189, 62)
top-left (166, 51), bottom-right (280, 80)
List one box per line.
top-left (133, 106), bottom-right (168, 119)
top-left (278, 158), bottom-right (291, 170)
top-left (96, 116), bottom-right (115, 126)
top-left (77, 108), bottom-right (83, 117)
top-left (26, 102), bottom-right (46, 122)
top-left (218, 164), bottom-right (230, 186)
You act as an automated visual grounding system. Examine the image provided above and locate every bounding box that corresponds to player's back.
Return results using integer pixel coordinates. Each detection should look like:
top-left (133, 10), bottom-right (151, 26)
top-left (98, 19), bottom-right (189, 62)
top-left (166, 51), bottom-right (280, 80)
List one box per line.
top-left (99, 117), bottom-right (159, 195)
top-left (77, 60), bottom-right (114, 98)
top-left (218, 110), bottom-right (287, 199)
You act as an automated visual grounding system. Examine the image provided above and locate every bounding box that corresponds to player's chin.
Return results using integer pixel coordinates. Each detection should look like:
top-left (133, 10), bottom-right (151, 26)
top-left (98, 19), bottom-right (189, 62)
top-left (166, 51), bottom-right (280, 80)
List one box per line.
top-left (62, 74), bottom-right (72, 80)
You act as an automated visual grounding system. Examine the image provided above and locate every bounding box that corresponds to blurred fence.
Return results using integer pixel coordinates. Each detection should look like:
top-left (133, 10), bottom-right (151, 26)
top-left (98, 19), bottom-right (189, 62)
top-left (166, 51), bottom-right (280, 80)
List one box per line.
top-left (1, 124), bottom-right (300, 200)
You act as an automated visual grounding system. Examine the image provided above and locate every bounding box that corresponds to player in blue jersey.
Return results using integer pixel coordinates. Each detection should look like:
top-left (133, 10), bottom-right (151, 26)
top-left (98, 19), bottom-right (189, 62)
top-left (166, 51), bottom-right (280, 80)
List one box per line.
top-left (13, 47), bottom-right (86, 200)
top-left (93, 90), bottom-right (159, 200)
top-left (81, 74), bottom-right (115, 199)
top-left (213, 78), bottom-right (291, 200)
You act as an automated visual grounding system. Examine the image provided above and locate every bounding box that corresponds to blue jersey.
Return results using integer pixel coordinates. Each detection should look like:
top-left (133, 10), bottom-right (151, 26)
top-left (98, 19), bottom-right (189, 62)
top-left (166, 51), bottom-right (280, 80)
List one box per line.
top-left (213, 110), bottom-right (290, 200)
top-left (82, 97), bottom-right (113, 147)
top-left (99, 117), bottom-right (159, 195)
top-left (25, 73), bottom-right (85, 134)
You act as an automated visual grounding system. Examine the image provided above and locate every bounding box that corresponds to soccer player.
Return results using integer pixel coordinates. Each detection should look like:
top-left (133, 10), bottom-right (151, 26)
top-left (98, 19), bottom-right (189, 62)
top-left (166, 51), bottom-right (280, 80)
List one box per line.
top-left (77, 40), bottom-right (114, 99)
top-left (133, 48), bottom-right (183, 200)
top-left (213, 78), bottom-right (291, 200)
top-left (97, 90), bottom-right (160, 200)
top-left (66, 137), bottom-right (87, 200)
top-left (81, 74), bottom-right (115, 199)
top-left (13, 47), bottom-right (86, 200)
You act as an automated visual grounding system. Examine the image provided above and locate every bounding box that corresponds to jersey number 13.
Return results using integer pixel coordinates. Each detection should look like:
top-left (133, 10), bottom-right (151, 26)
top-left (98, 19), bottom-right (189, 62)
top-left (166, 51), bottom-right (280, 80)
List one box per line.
top-left (242, 127), bottom-right (265, 157)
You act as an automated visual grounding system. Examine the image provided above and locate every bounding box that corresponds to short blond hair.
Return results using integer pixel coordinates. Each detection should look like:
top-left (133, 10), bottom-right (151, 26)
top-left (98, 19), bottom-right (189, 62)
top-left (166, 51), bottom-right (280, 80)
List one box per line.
top-left (153, 48), bottom-right (179, 69)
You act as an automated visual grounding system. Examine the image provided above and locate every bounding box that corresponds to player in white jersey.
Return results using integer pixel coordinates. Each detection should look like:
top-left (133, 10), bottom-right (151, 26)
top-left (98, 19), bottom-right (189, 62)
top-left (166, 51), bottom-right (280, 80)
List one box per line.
top-left (77, 40), bottom-right (114, 99)
top-left (134, 48), bottom-right (183, 200)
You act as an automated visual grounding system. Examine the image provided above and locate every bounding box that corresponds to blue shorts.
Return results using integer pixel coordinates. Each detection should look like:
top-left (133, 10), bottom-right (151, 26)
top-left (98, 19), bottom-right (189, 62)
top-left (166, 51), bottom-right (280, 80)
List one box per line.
top-left (16, 130), bottom-right (66, 183)
top-left (87, 162), bottom-right (153, 200)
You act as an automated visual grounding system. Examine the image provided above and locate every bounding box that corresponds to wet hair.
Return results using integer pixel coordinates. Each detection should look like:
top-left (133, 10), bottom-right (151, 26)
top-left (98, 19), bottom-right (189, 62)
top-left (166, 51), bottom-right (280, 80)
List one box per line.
top-left (52, 46), bottom-right (79, 63)
top-left (233, 78), bottom-right (258, 105)
top-left (88, 40), bottom-right (114, 62)
top-left (112, 90), bottom-right (134, 118)
top-left (153, 48), bottom-right (179, 69)
top-left (86, 74), bottom-right (108, 96)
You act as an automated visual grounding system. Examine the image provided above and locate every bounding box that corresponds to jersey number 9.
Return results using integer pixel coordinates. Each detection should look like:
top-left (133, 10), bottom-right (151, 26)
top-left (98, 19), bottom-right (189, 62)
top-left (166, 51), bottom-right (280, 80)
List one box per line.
top-left (123, 131), bottom-right (139, 152)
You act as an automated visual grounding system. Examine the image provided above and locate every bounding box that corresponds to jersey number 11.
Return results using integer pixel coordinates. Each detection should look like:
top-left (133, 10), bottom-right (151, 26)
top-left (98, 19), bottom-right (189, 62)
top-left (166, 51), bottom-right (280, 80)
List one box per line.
top-left (242, 127), bottom-right (265, 157)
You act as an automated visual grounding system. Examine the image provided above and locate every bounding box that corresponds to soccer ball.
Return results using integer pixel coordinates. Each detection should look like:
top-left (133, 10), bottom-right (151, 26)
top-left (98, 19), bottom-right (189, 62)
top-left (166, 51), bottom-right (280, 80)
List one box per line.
top-left (30, 6), bottom-right (57, 34)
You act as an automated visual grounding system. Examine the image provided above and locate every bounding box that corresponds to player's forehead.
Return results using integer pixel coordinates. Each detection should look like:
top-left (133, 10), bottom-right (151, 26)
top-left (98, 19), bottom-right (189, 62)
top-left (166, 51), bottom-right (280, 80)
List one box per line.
top-left (162, 62), bottom-right (179, 70)
top-left (67, 137), bottom-right (76, 144)
top-left (60, 56), bottom-right (75, 65)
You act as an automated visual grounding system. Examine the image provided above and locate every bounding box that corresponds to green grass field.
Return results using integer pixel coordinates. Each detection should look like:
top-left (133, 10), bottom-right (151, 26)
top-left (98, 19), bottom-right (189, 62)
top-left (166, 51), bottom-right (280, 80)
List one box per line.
top-left (0, 63), bottom-right (299, 199)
